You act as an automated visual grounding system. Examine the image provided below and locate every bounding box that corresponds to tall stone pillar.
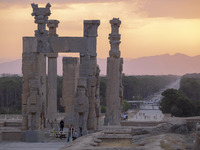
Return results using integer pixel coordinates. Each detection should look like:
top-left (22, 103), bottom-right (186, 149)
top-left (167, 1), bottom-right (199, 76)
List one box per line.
top-left (46, 19), bottom-right (59, 125)
top-left (22, 53), bottom-right (46, 130)
top-left (46, 53), bottom-right (58, 124)
top-left (61, 57), bottom-right (79, 126)
top-left (105, 18), bottom-right (123, 126)
top-left (80, 20), bottom-right (100, 131)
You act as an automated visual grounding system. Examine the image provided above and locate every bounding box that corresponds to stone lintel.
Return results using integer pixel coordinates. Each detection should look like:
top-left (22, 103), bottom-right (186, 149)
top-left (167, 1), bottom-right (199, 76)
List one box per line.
top-left (23, 37), bottom-right (88, 54)
top-left (63, 57), bottom-right (79, 64)
top-left (46, 53), bottom-right (58, 58)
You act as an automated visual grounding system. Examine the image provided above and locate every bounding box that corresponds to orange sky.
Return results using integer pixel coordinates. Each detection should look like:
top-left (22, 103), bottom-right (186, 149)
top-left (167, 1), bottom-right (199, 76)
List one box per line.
top-left (0, 0), bottom-right (200, 59)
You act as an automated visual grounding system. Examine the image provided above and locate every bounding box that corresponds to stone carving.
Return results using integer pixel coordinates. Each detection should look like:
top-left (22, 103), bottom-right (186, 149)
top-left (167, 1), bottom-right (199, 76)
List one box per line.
top-left (31, 3), bottom-right (51, 37)
top-left (104, 18), bottom-right (123, 126)
top-left (74, 78), bottom-right (89, 135)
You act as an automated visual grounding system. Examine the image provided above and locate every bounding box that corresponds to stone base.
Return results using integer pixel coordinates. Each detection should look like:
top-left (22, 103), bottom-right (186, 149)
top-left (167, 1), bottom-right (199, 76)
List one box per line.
top-left (23, 130), bottom-right (46, 142)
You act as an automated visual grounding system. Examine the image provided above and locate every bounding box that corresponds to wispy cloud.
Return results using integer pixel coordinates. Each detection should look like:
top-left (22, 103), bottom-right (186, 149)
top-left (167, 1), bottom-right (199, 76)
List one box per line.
top-left (137, 0), bottom-right (200, 18)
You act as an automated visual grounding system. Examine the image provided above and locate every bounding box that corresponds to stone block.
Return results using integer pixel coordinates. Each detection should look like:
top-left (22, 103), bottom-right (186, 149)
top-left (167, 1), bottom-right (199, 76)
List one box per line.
top-left (2, 131), bottom-right (23, 141)
top-left (23, 130), bottom-right (45, 142)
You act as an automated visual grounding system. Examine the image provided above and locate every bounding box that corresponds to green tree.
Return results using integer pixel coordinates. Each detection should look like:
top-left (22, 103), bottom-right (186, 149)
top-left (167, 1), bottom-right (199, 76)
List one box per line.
top-left (160, 89), bottom-right (195, 117)
top-left (122, 99), bottom-right (130, 112)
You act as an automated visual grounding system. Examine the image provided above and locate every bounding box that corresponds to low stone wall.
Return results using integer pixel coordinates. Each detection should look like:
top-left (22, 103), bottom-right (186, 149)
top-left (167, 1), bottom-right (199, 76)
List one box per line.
top-left (2, 131), bottom-right (23, 141)
top-left (120, 121), bottom-right (160, 126)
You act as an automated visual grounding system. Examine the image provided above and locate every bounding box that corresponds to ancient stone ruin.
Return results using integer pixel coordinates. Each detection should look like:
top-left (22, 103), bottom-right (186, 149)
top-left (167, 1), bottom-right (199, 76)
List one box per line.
top-left (21, 3), bottom-right (123, 141)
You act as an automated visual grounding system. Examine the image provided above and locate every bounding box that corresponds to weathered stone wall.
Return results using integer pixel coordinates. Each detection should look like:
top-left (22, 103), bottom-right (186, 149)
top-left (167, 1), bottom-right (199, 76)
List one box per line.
top-left (22, 53), bottom-right (46, 130)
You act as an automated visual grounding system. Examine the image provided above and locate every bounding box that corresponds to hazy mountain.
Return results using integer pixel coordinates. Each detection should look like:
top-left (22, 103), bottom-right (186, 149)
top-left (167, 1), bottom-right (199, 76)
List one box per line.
top-left (0, 53), bottom-right (200, 76)
top-left (123, 53), bottom-right (200, 75)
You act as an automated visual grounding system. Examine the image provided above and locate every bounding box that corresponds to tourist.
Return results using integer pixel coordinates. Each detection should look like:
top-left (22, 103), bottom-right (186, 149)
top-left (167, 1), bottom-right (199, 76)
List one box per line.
top-left (60, 120), bottom-right (64, 131)
top-left (123, 112), bottom-right (127, 120)
top-left (67, 124), bottom-right (74, 142)
top-left (72, 128), bottom-right (79, 141)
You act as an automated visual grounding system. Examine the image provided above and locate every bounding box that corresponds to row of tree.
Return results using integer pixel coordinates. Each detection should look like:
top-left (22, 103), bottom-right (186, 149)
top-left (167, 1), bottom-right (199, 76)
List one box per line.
top-left (0, 74), bottom-right (178, 114)
top-left (159, 73), bottom-right (200, 117)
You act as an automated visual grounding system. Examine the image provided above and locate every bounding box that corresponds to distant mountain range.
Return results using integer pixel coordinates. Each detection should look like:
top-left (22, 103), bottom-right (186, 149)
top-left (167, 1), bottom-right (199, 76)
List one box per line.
top-left (0, 53), bottom-right (200, 76)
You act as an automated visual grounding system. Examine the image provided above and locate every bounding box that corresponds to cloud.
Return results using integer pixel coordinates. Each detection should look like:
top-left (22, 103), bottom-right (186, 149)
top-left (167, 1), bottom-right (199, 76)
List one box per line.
top-left (0, 0), bottom-right (131, 8)
top-left (137, 0), bottom-right (200, 18)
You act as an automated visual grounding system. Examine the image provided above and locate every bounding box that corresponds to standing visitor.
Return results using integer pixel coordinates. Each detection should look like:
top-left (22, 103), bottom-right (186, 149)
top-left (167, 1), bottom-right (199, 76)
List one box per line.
top-left (60, 120), bottom-right (64, 131)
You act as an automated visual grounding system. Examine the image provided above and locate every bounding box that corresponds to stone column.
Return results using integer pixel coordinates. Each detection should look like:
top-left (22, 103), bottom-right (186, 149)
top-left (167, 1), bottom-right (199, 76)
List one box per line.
top-left (46, 20), bottom-right (59, 126)
top-left (61, 57), bottom-right (79, 126)
top-left (81, 20), bottom-right (100, 131)
top-left (46, 53), bottom-right (58, 124)
top-left (104, 18), bottom-right (123, 126)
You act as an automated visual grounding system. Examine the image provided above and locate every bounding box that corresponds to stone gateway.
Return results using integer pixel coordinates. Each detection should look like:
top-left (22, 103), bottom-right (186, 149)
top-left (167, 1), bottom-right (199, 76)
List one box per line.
top-left (22, 3), bottom-right (123, 141)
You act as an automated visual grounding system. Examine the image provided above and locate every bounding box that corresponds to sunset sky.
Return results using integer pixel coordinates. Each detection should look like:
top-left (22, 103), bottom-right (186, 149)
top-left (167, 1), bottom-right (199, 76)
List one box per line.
top-left (0, 0), bottom-right (200, 60)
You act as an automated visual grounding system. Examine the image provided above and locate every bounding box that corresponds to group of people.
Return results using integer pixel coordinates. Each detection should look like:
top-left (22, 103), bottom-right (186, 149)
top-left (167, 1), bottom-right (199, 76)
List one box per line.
top-left (59, 120), bottom-right (80, 141)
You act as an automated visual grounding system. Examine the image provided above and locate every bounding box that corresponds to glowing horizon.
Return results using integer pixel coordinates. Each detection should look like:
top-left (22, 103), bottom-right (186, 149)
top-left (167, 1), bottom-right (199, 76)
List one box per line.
top-left (0, 0), bottom-right (200, 60)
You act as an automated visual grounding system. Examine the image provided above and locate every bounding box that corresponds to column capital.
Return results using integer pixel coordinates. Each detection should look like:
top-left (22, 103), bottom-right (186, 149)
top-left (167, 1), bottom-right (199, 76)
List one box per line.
top-left (84, 20), bottom-right (100, 37)
top-left (31, 3), bottom-right (51, 37)
top-left (47, 20), bottom-right (59, 37)
top-left (109, 18), bottom-right (121, 58)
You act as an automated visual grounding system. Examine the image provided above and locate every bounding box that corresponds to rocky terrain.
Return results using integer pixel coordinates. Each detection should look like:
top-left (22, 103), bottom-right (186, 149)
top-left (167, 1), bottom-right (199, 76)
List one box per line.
top-left (61, 116), bottom-right (200, 150)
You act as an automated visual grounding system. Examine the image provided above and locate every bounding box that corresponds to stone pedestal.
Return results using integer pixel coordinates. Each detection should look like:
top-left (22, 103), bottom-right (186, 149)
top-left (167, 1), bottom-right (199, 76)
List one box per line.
top-left (61, 57), bottom-right (79, 126)
top-left (47, 53), bottom-right (58, 124)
